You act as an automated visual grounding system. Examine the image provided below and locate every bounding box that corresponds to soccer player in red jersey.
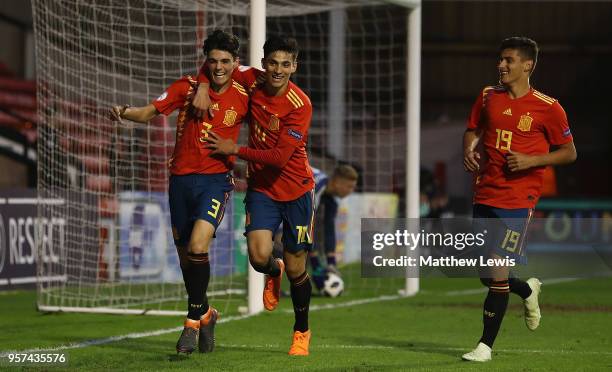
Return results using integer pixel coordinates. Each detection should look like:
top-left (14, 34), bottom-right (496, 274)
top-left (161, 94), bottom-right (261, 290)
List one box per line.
top-left (109, 30), bottom-right (249, 355)
top-left (194, 36), bottom-right (315, 356)
top-left (462, 37), bottom-right (577, 362)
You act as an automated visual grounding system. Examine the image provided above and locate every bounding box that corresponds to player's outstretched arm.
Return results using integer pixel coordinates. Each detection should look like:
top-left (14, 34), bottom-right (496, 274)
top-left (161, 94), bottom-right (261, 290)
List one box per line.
top-left (463, 129), bottom-right (482, 172)
top-left (109, 104), bottom-right (158, 124)
top-left (506, 142), bottom-right (577, 172)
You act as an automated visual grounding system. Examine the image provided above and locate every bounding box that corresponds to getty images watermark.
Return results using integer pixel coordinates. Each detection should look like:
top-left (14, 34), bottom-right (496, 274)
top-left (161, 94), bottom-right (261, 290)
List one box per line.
top-left (361, 218), bottom-right (612, 278)
top-left (371, 228), bottom-right (517, 268)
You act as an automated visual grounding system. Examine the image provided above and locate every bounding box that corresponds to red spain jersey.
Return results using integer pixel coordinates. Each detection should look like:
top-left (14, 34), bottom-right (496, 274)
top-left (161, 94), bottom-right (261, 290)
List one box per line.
top-left (198, 66), bottom-right (314, 201)
top-left (467, 86), bottom-right (573, 209)
top-left (152, 75), bottom-right (249, 175)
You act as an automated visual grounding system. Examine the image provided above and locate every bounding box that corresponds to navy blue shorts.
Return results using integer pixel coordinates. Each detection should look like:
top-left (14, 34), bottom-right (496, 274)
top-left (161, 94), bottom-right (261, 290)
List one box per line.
top-left (244, 189), bottom-right (315, 253)
top-left (472, 203), bottom-right (534, 265)
top-left (169, 173), bottom-right (233, 246)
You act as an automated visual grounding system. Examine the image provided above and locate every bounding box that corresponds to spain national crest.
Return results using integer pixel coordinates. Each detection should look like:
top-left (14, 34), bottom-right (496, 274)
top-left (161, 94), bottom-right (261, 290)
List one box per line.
top-left (223, 109), bottom-right (237, 126)
top-left (269, 115), bottom-right (280, 131)
top-left (517, 114), bottom-right (533, 132)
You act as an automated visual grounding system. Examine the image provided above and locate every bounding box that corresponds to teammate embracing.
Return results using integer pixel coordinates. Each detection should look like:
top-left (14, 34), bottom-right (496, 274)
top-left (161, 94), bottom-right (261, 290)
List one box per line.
top-left (195, 36), bottom-right (315, 356)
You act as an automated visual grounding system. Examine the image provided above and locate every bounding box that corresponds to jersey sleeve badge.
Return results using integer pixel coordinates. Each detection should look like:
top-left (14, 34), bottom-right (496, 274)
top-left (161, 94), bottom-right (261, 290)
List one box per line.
top-left (156, 91), bottom-right (168, 101)
top-left (288, 128), bottom-right (303, 140)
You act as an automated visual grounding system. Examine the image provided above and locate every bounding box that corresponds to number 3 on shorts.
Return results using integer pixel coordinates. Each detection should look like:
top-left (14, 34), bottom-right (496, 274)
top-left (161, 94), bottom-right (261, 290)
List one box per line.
top-left (208, 198), bottom-right (221, 218)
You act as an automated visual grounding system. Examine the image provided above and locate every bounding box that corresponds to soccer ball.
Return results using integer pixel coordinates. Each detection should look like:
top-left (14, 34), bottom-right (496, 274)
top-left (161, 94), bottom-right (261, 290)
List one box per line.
top-left (321, 272), bottom-right (344, 298)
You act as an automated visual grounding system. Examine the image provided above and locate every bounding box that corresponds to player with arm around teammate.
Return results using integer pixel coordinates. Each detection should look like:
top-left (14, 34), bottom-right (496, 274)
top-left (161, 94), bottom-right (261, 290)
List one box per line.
top-left (110, 30), bottom-right (249, 355)
top-left (196, 36), bottom-right (316, 356)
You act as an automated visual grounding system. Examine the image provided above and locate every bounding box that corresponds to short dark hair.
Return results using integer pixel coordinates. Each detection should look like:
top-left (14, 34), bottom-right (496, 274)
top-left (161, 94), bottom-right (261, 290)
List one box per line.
top-left (263, 36), bottom-right (299, 60)
top-left (203, 30), bottom-right (240, 58)
top-left (500, 36), bottom-right (539, 67)
top-left (332, 164), bottom-right (358, 181)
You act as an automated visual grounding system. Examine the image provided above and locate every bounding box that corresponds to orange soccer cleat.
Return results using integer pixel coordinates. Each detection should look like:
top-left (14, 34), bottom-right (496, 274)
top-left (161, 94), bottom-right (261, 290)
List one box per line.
top-left (263, 258), bottom-right (284, 311)
top-left (288, 329), bottom-right (311, 356)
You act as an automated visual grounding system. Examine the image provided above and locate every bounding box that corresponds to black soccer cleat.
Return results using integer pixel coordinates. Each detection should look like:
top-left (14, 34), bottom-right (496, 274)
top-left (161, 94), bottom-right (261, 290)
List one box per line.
top-left (198, 307), bottom-right (219, 353)
top-left (176, 318), bottom-right (200, 354)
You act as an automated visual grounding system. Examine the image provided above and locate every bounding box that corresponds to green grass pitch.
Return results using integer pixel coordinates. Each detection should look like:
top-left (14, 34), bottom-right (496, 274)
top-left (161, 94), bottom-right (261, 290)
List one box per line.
top-left (1, 276), bottom-right (611, 371)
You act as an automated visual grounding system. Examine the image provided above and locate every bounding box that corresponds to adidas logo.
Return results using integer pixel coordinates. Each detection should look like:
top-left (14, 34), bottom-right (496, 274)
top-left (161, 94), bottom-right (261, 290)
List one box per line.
top-left (503, 108), bottom-right (512, 116)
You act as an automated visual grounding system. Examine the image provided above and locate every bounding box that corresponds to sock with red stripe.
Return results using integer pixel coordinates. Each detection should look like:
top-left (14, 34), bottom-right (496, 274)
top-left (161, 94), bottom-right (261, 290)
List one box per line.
top-left (479, 279), bottom-right (509, 348)
top-left (289, 271), bottom-right (312, 332)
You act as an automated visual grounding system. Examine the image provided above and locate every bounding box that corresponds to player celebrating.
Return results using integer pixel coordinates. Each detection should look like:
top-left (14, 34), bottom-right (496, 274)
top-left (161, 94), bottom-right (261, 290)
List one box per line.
top-left (109, 30), bottom-right (249, 355)
top-left (462, 37), bottom-right (577, 362)
top-left (309, 165), bottom-right (358, 291)
top-left (195, 36), bottom-right (315, 356)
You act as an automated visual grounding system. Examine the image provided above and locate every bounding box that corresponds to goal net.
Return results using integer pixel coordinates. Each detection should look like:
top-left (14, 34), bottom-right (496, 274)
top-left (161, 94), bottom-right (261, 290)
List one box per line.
top-left (32, 0), bottom-right (414, 315)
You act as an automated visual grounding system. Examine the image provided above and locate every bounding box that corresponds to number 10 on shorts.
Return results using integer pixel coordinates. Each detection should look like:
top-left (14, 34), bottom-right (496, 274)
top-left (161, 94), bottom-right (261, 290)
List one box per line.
top-left (296, 225), bottom-right (311, 244)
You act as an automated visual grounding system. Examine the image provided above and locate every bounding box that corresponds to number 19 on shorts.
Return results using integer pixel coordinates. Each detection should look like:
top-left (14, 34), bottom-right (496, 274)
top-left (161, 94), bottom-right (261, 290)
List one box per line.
top-left (500, 229), bottom-right (520, 253)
